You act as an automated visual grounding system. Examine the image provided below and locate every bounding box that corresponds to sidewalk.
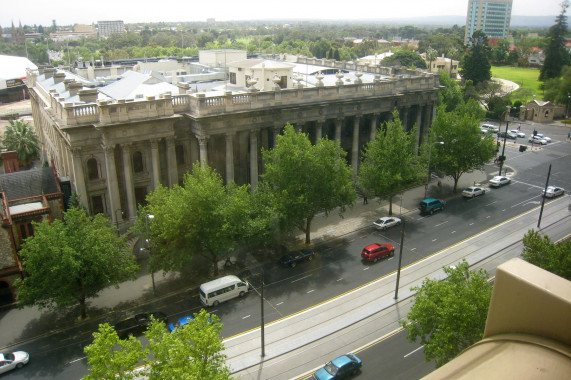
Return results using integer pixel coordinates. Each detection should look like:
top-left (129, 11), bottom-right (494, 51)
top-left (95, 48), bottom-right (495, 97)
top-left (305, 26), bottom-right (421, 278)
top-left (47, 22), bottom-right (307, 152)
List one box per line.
top-left (0, 170), bottom-right (489, 351)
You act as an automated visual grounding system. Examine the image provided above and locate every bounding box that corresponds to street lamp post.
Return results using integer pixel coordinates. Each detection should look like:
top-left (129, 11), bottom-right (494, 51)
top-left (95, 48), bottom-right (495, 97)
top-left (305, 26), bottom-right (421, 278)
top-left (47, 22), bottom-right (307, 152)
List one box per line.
top-left (145, 214), bottom-right (156, 293)
top-left (567, 93), bottom-right (570, 119)
top-left (425, 141), bottom-right (445, 198)
top-left (498, 106), bottom-right (511, 176)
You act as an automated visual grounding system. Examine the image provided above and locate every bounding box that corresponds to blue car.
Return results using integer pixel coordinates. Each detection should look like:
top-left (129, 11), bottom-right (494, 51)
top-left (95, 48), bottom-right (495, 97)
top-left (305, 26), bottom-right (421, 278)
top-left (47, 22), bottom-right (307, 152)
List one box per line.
top-left (167, 315), bottom-right (194, 332)
top-left (313, 353), bottom-right (362, 380)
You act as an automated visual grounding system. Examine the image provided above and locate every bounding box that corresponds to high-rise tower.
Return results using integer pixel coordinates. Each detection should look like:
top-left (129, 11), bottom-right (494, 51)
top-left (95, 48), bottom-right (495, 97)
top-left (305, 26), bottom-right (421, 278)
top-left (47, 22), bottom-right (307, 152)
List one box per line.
top-left (465, 0), bottom-right (513, 44)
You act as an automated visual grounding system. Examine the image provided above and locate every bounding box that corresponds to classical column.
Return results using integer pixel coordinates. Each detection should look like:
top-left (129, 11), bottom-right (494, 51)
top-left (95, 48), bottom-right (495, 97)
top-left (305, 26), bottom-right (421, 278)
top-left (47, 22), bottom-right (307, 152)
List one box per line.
top-left (225, 132), bottom-right (235, 184)
top-left (416, 105), bottom-right (424, 147)
top-left (334, 118), bottom-right (343, 142)
top-left (70, 147), bottom-right (88, 209)
top-left (102, 144), bottom-right (121, 223)
top-left (121, 143), bottom-right (137, 220)
top-left (165, 136), bottom-right (178, 187)
top-left (250, 130), bottom-right (259, 189)
top-left (401, 107), bottom-right (409, 131)
top-left (315, 120), bottom-right (323, 142)
top-left (198, 136), bottom-right (209, 167)
top-left (273, 125), bottom-right (281, 148)
top-left (369, 113), bottom-right (378, 142)
top-left (150, 138), bottom-right (161, 189)
top-left (352, 116), bottom-right (361, 177)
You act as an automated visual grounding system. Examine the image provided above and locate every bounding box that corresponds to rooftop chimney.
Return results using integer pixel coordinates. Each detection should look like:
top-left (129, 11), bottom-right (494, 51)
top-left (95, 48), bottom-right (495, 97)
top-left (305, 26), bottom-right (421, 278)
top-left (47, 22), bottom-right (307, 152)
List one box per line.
top-left (78, 89), bottom-right (99, 103)
top-left (53, 72), bottom-right (66, 84)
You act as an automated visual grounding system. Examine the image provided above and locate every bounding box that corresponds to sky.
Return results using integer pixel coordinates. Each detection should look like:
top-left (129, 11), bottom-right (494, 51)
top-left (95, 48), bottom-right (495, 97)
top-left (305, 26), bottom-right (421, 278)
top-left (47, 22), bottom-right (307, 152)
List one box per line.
top-left (0, 0), bottom-right (564, 27)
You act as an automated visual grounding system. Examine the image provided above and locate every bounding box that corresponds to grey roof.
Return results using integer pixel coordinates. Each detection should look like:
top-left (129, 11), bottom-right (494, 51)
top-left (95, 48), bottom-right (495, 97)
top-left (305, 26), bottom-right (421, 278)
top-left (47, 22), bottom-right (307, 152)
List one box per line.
top-left (0, 167), bottom-right (59, 201)
top-left (98, 70), bottom-right (179, 100)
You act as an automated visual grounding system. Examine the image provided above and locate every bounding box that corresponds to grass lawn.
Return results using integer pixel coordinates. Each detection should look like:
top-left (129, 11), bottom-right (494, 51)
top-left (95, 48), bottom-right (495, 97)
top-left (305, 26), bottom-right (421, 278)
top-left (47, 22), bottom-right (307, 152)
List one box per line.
top-left (491, 66), bottom-right (542, 102)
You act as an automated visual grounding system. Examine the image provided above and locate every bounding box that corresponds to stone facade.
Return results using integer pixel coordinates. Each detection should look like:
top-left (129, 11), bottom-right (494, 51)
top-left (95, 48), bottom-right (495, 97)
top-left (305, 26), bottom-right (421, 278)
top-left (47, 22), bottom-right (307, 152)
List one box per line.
top-left (26, 57), bottom-right (440, 231)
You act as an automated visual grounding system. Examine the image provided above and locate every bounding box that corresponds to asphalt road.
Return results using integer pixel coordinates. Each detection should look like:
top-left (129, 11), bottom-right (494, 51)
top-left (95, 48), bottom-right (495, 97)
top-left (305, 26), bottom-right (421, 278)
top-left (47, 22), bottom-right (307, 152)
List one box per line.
top-left (4, 124), bottom-right (570, 380)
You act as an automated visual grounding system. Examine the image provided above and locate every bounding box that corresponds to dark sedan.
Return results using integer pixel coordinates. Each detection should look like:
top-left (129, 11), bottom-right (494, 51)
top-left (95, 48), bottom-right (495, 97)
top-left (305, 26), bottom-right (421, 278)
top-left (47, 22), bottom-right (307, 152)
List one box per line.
top-left (279, 249), bottom-right (315, 267)
top-left (114, 312), bottom-right (168, 339)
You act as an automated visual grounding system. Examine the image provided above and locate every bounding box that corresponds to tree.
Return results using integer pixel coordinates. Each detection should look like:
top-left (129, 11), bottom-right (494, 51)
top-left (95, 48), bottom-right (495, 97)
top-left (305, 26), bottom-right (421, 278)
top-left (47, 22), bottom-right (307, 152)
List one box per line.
top-left (438, 71), bottom-right (464, 112)
top-left (540, 0), bottom-right (571, 81)
top-left (400, 261), bottom-right (492, 368)
top-left (425, 46), bottom-right (438, 72)
top-left (522, 229), bottom-right (571, 280)
top-left (83, 310), bottom-right (231, 380)
top-left (16, 207), bottom-right (138, 319)
top-left (358, 111), bottom-right (425, 215)
top-left (261, 124), bottom-right (357, 244)
top-left (544, 65), bottom-right (571, 104)
top-left (1, 119), bottom-right (41, 168)
top-left (460, 30), bottom-right (492, 85)
top-left (136, 163), bottom-right (252, 276)
top-left (430, 103), bottom-right (495, 192)
top-left (381, 50), bottom-right (427, 69)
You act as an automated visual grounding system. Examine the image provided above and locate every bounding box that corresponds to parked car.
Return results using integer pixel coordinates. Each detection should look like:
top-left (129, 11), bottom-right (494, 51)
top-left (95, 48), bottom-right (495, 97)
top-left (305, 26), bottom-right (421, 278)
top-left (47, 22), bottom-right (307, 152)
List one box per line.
top-left (279, 249), bottom-right (315, 267)
top-left (168, 315), bottom-right (195, 332)
top-left (489, 176), bottom-right (511, 187)
top-left (361, 243), bottom-right (395, 263)
top-left (114, 312), bottom-right (168, 339)
top-left (479, 126), bottom-right (490, 133)
top-left (482, 124), bottom-right (499, 133)
top-left (313, 353), bottom-right (362, 380)
top-left (497, 131), bottom-right (517, 140)
top-left (543, 186), bottom-right (565, 198)
top-left (419, 198), bottom-right (446, 215)
top-left (0, 351), bottom-right (29, 374)
top-left (509, 129), bottom-right (525, 138)
top-left (535, 133), bottom-right (551, 142)
top-left (373, 216), bottom-right (402, 230)
top-left (462, 186), bottom-right (486, 198)
top-left (529, 135), bottom-right (547, 145)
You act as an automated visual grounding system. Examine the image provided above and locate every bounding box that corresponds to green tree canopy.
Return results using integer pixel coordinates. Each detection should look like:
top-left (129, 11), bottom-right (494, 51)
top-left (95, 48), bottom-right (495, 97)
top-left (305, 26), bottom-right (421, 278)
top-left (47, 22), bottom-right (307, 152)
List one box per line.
top-left (438, 71), bottom-right (464, 112)
top-left (540, 0), bottom-right (571, 81)
top-left (358, 110), bottom-right (425, 215)
top-left (543, 65), bottom-right (571, 105)
top-left (136, 163), bottom-right (253, 276)
top-left (430, 103), bottom-right (495, 192)
top-left (381, 50), bottom-right (427, 69)
top-left (1, 119), bottom-right (41, 168)
top-left (16, 207), bottom-right (138, 319)
top-left (400, 261), bottom-right (492, 368)
top-left (83, 310), bottom-right (231, 380)
top-left (261, 124), bottom-right (357, 244)
top-left (460, 30), bottom-right (492, 85)
top-left (522, 229), bottom-right (571, 280)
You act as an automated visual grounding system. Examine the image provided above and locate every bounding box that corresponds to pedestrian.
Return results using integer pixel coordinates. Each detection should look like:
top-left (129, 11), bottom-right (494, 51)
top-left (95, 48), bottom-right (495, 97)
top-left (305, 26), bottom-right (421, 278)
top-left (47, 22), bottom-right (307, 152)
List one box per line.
top-left (518, 124), bottom-right (521, 131)
top-left (363, 194), bottom-right (368, 204)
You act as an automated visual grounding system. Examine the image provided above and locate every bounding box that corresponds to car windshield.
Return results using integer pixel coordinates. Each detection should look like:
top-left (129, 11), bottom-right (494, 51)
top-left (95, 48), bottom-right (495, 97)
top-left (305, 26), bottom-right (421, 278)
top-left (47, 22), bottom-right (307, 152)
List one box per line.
top-left (323, 361), bottom-right (339, 375)
top-left (2, 353), bottom-right (15, 361)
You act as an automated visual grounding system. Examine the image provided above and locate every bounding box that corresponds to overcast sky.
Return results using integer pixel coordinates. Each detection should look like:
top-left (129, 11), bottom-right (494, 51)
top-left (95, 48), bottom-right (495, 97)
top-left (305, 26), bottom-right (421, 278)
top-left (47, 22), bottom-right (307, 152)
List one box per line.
top-left (1, 0), bottom-right (564, 27)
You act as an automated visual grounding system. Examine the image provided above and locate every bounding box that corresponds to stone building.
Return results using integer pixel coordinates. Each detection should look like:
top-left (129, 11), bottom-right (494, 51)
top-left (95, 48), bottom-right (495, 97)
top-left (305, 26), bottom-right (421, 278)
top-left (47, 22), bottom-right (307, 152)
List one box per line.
top-left (25, 56), bottom-right (440, 233)
top-left (0, 166), bottom-right (65, 307)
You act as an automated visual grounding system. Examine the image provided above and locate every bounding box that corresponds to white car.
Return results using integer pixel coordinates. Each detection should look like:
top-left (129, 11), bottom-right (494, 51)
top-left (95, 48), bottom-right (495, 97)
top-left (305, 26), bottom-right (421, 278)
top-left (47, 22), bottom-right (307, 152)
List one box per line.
top-left (543, 186), bottom-right (565, 198)
top-left (479, 126), bottom-right (490, 133)
top-left (489, 176), bottom-right (511, 187)
top-left (462, 186), bottom-right (486, 198)
top-left (0, 351), bottom-right (29, 374)
top-left (535, 133), bottom-right (551, 143)
top-left (509, 129), bottom-right (525, 138)
top-left (482, 124), bottom-right (499, 133)
top-left (529, 135), bottom-right (547, 145)
top-left (373, 216), bottom-right (402, 230)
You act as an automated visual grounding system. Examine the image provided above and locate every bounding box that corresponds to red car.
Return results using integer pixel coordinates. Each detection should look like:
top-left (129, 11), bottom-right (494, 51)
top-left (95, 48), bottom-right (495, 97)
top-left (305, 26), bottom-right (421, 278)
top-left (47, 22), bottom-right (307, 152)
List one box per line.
top-left (361, 243), bottom-right (395, 263)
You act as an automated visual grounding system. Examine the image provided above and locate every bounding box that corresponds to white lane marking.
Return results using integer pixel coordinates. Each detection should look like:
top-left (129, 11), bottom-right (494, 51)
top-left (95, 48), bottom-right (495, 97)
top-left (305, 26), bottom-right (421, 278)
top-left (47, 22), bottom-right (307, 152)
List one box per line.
top-left (67, 357), bottom-right (86, 365)
top-left (511, 194), bottom-right (542, 208)
top-left (434, 221), bottom-right (448, 227)
top-left (307, 290), bottom-right (314, 294)
top-left (291, 274), bottom-right (312, 283)
top-left (502, 209), bottom-right (506, 212)
top-left (242, 315), bottom-right (251, 319)
top-left (486, 215), bottom-right (491, 218)
top-left (276, 302), bottom-right (284, 306)
top-left (469, 222), bottom-right (474, 226)
top-left (411, 248), bottom-right (416, 251)
top-left (363, 267), bottom-right (370, 271)
top-left (486, 201), bottom-right (497, 206)
top-left (512, 179), bottom-right (547, 190)
top-left (404, 345), bottom-right (425, 358)
top-left (336, 278), bottom-right (343, 282)
top-left (451, 231), bottom-right (456, 234)
top-left (432, 238), bottom-right (437, 242)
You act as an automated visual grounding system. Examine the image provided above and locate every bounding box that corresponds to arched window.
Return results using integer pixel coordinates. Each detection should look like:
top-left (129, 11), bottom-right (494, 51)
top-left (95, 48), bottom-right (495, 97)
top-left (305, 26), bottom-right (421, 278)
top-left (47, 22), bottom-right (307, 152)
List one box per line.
top-left (133, 151), bottom-right (144, 173)
top-left (87, 158), bottom-right (99, 180)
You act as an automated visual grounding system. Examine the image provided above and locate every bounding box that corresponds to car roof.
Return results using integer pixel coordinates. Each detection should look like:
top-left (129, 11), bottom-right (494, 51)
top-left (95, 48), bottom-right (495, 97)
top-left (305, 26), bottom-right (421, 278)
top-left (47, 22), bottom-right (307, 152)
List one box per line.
top-left (331, 355), bottom-right (353, 367)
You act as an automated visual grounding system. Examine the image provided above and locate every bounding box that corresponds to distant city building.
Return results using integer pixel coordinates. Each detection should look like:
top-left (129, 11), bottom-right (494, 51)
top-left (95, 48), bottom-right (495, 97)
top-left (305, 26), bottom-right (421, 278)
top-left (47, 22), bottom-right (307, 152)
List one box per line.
top-left (50, 24), bottom-right (97, 41)
top-left (421, 54), bottom-right (460, 78)
top-left (97, 20), bottom-right (125, 38)
top-left (465, 0), bottom-right (513, 44)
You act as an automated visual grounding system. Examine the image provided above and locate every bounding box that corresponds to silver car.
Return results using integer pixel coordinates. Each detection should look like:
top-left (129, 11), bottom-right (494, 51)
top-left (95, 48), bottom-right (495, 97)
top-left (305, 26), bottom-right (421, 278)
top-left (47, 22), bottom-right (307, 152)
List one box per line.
top-left (373, 216), bottom-right (402, 230)
top-left (462, 186), bottom-right (486, 198)
top-left (489, 176), bottom-right (511, 187)
top-left (535, 133), bottom-right (551, 143)
top-left (529, 135), bottom-right (547, 145)
top-left (0, 351), bottom-right (29, 374)
top-left (543, 186), bottom-right (565, 198)
top-left (509, 129), bottom-right (525, 138)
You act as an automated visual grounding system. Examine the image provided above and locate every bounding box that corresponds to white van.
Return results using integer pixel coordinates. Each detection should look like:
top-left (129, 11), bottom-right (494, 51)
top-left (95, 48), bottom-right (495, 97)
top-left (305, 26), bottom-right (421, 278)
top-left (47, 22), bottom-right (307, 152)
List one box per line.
top-left (199, 275), bottom-right (250, 306)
